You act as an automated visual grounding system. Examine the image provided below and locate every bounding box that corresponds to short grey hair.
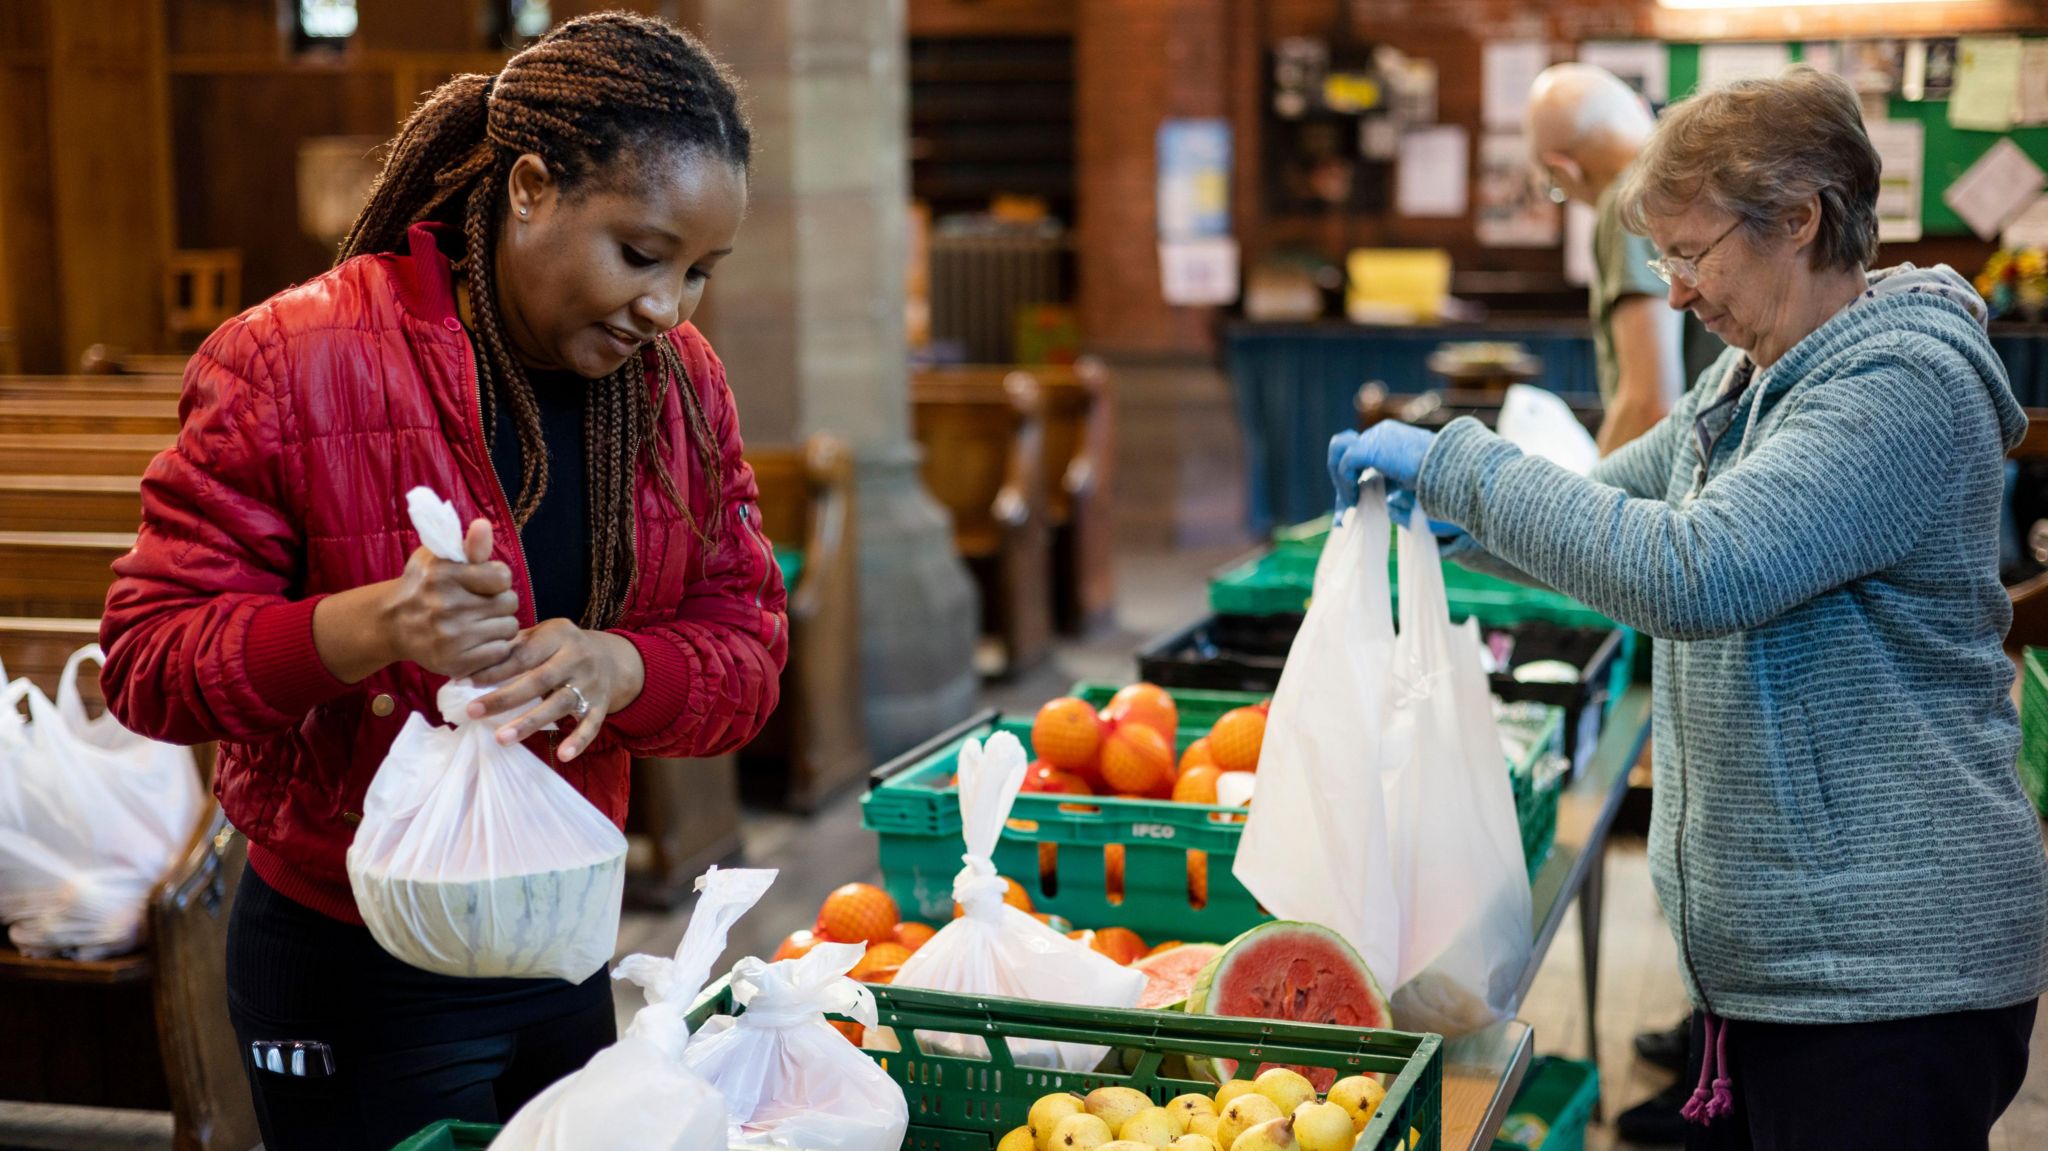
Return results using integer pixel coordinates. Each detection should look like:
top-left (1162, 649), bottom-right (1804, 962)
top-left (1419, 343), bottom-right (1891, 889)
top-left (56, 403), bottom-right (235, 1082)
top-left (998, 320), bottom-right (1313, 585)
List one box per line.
top-left (1617, 66), bottom-right (1879, 273)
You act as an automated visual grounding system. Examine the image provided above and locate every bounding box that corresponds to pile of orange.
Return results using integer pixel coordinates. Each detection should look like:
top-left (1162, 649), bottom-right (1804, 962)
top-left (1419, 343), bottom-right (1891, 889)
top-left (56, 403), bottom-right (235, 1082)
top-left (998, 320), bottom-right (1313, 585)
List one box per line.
top-left (1025, 686), bottom-right (1273, 805)
top-left (772, 882), bottom-right (936, 991)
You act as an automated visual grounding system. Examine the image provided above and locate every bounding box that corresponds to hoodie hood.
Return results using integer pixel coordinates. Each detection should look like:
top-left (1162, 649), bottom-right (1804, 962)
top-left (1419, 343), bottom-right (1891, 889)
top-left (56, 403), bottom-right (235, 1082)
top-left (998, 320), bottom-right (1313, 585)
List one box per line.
top-left (1856, 262), bottom-right (1990, 330)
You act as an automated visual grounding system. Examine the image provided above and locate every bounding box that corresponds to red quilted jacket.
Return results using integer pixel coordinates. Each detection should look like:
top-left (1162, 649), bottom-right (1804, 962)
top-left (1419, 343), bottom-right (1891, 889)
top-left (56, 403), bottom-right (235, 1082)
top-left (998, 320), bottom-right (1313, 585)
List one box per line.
top-left (99, 223), bottom-right (788, 923)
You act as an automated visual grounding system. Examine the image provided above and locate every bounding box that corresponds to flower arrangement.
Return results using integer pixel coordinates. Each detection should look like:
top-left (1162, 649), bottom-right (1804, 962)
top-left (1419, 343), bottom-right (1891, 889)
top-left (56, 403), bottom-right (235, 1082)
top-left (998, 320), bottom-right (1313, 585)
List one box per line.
top-left (1975, 248), bottom-right (2048, 322)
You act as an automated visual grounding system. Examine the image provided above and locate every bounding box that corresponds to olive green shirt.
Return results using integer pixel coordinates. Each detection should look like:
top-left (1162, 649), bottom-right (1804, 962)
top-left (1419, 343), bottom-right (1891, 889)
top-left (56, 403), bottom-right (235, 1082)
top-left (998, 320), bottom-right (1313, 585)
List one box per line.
top-left (1590, 176), bottom-right (1668, 404)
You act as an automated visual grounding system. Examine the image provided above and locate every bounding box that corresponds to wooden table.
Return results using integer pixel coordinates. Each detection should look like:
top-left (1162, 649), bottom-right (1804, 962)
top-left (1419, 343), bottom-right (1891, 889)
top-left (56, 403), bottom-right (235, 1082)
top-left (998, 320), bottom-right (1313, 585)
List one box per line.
top-left (1438, 682), bottom-right (1654, 1150)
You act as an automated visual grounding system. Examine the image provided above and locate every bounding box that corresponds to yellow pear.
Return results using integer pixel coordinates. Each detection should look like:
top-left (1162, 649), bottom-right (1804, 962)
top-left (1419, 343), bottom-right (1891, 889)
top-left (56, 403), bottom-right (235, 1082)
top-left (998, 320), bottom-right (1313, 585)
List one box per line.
top-left (1170, 1137), bottom-right (1221, 1151)
top-left (1252, 1068), bottom-right (1316, 1117)
top-left (1214, 1080), bottom-right (1259, 1109)
top-left (1216, 1093), bottom-right (1284, 1150)
top-left (1188, 1113), bottom-right (1224, 1143)
top-left (1225, 1115), bottom-right (1298, 1151)
top-left (1169, 1094), bottom-right (1218, 1126)
top-left (1032, 1094), bottom-right (1088, 1151)
top-left (1327, 1076), bottom-right (1385, 1118)
top-left (999, 1128), bottom-right (1039, 1151)
top-left (1052, 1113), bottom-right (1115, 1151)
top-left (1086, 1087), bottom-right (1155, 1136)
top-left (1119, 1107), bottom-right (1181, 1147)
top-left (1289, 1102), bottom-right (1355, 1151)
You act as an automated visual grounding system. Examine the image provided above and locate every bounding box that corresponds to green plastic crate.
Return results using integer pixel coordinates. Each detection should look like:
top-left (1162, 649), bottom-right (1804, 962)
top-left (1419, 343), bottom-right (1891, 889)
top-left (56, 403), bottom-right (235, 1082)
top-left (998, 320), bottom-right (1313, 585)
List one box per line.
top-left (394, 982), bottom-right (1446, 1151)
top-left (1490, 1056), bottom-right (1599, 1151)
top-left (1214, 550), bottom-right (1622, 633)
top-left (862, 694), bottom-right (1564, 941)
top-left (1498, 705), bottom-right (1569, 880)
top-left (1071, 681), bottom-right (1271, 731)
top-left (2021, 649), bottom-right (2048, 818)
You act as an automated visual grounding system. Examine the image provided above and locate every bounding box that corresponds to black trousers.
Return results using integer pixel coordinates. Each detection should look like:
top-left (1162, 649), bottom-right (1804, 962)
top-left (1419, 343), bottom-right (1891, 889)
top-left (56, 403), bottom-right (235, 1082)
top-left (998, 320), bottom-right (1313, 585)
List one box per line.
top-left (1683, 1000), bottom-right (2037, 1151)
top-left (225, 868), bottom-right (616, 1151)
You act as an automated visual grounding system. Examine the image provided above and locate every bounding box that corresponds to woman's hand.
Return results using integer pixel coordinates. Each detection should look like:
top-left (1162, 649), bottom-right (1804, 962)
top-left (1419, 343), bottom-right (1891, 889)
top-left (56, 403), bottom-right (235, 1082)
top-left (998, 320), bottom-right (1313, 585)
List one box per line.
top-left (465, 620), bottom-right (646, 760)
top-left (313, 518), bottom-right (519, 684)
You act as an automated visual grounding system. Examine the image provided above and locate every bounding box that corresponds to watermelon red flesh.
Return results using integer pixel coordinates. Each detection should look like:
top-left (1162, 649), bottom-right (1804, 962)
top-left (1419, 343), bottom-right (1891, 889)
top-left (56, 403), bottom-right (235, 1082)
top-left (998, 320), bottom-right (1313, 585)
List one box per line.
top-left (1187, 921), bottom-right (1390, 1090)
top-left (1132, 943), bottom-right (1222, 1010)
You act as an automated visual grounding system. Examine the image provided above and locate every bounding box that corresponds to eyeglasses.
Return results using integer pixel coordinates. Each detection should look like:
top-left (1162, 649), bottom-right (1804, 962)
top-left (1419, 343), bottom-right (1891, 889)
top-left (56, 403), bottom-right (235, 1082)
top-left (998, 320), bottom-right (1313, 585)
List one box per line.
top-left (1647, 219), bottom-right (1742, 288)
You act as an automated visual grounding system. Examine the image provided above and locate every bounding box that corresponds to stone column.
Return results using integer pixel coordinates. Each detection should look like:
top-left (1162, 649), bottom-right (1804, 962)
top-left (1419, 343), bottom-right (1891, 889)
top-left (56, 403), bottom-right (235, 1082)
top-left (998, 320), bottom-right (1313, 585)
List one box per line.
top-left (691, 0), bottom-right (980, 758)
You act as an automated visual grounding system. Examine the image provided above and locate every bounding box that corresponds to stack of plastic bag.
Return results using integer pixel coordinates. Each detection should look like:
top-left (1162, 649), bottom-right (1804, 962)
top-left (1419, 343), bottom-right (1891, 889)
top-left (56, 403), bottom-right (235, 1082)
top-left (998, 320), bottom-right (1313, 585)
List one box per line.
top-left (888, 731), bottom-right (1146, 1071)
top-left (1235, 476), bottom-right (1530, 1037)
top-left (681, 941), bottom-right (908, 1150)
top-left (491, 866), bottom-right (778, 1151)
top-left (346, 487), bottom-right (627, 981)
top-left (0, 646), bottom-right (203, 958)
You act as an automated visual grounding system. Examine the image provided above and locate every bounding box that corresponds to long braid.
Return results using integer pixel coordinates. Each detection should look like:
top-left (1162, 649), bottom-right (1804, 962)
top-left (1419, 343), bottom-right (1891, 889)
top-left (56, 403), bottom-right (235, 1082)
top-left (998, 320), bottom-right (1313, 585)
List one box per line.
top-left (336, 12), bottom-right (748, 630)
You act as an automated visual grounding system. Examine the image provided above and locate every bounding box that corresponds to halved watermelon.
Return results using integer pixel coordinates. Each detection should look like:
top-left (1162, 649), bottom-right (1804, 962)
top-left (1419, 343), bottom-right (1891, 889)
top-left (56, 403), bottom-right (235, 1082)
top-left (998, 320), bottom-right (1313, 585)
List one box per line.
top-left (1185, 921), bottom-right (1391, 1090)
top-left (1132, 942), bottom-right (1221, 1010)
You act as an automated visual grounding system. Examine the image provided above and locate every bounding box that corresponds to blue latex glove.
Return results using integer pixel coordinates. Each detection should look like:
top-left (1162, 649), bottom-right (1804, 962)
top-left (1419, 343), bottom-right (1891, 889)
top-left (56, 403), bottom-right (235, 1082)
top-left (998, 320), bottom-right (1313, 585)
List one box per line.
top-left (1327, 422), bottom-right (1437, 511)
top-left (1388, 487), bottom-right (1469, 547)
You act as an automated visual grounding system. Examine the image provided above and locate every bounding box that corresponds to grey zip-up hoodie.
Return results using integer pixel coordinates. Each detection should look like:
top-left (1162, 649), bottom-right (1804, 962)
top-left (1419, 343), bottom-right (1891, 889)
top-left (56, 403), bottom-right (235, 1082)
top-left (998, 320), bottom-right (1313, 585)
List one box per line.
top-left (1418, 264), bottom-right (2048, 1023)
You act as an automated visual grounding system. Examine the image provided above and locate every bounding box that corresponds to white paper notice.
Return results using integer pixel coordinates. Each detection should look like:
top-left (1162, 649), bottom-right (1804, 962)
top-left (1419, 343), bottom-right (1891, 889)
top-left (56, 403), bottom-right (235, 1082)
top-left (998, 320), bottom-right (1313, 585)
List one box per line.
top-left (1943, 138), bottom-right (2047, 241)
top-left (1476, 132), bottom-right (1561, 248)
top-left (1579, 41), bottom-right (1668, 104)
top-left (1484, 41), bottom-right (1550, 130)
top-left (1397, 126), bottom-right (1469, 218)
top-left (1159, 238), bottom-right (1241, 307)
top-left (1699, 43), bottom-right (1790, 91)
top-left (1951, 37), bottom-right (2021, 132)
top-left (2019, 40), bottom-right (2048, 127)
top-left (2003, 195), bottom-right (2048, 249)
top-left (1866, 119), bottom-right (1925, 243)
top-left (1563, 201), bottom-right (1596, 288)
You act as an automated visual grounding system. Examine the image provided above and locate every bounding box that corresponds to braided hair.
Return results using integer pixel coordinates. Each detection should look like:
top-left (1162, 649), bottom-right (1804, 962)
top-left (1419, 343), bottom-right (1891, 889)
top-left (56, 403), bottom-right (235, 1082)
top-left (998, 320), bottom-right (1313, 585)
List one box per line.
top-left (339, 12), bottom-right (750, 630)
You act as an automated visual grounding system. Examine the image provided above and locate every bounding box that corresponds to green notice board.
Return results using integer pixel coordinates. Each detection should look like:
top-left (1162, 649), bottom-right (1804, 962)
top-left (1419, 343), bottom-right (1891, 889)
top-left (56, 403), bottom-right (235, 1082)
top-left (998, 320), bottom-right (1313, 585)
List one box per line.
top-left (1662, 40), bottom-right (2048, 239)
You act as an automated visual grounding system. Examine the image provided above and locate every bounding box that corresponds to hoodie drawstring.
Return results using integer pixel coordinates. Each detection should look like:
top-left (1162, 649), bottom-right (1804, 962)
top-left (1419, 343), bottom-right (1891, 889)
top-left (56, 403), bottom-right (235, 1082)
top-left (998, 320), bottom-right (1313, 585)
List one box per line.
top-left (1680, 1011), bottom-right (1734, 1125)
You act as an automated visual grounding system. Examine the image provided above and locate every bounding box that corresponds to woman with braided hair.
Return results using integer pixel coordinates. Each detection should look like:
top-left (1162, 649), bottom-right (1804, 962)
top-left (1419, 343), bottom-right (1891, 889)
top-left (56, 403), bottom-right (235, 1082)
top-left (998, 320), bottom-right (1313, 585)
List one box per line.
top-left (97, 14), bottom-right (785, 1148)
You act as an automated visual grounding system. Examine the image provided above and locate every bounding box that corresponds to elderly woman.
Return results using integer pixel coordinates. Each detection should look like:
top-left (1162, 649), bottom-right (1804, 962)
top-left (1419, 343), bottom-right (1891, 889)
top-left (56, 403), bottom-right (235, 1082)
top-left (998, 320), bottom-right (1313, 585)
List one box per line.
top-left (1332, 68), bottom-right (2048, 1149)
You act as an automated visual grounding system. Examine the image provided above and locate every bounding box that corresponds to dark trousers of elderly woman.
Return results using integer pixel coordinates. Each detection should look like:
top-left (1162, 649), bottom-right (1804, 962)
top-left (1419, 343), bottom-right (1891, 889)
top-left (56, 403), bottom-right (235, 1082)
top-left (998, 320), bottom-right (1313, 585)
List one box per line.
top-left (1680, 1001), bottom-right (2036, 1149)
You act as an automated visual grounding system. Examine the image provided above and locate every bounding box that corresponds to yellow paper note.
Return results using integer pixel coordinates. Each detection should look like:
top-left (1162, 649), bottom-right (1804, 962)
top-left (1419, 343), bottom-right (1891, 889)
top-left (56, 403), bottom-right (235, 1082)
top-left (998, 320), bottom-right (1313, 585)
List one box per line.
top-left (1951, 37), bottom-right (2021, 132)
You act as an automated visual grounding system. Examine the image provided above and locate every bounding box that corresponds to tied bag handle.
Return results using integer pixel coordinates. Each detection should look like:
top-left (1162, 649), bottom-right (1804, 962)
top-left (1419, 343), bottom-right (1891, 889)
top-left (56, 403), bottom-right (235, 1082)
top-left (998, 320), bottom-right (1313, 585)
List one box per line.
top-left (55, 644), bottom-right (107, 733)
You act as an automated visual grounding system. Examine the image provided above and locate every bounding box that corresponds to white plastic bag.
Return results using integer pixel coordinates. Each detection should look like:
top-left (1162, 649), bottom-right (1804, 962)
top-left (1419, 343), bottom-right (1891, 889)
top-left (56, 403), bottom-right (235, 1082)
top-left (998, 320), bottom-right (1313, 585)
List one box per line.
top-left (1496, 383), bottom-right (1597, 475)
top-left (1382, 503), bottom-right (1533, 1035)
top-left (490, 866), bottom-right (778, 1151)
top-left (0, 647), bottom-right (203, 959)
top-left (346, 487), bottom-right (627, 982)
top-left (682, 942), bottom-right (909, 1151)
top-left (888, 731), bottom-right (1146, 1071)
top-left (1234, 480), bottom-right (1404, 988)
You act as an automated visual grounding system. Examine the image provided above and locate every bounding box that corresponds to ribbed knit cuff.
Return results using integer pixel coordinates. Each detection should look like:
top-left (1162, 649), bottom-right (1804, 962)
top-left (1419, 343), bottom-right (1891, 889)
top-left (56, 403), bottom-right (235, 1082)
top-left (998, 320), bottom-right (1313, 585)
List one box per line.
top-left (247, 842), bottom-right (364, 925)
top-left (242, 596), bottom-right (352, 719)
top-left (606, 629), bottom-right (694, 738)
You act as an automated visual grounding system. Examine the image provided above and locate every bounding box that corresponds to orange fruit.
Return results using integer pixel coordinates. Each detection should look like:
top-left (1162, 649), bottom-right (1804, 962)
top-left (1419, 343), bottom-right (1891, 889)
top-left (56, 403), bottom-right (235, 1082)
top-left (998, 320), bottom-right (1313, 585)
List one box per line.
top-left (1172, 764), bottom-right (1221, 804)
top-left (1188, 850), bottom-right (1209, 907)
top-left (1032, 697), bottom-right (1105, 773)
top-left (1103, 683), bottom-right (1178, 744)
top-left (817, 882), bottom-right (900, 945)
top-left (1105, 842), bottom-right (1125, 895)
top-left (955, 875), bottom-right (1033, 918)
top-left (1146, 940), bottom-right (1185, 957)
top-left (830, 1019), bottom-right (864, 1045)
top-left (772, 929), bottom-right (822, 962)
top-left (1209, 707), bottom-right (1268, 773)
top-left (1020, 762), bottom-right (1094, 796)
top-left (851, 941), bottom-right (914, 981)
top-left (892, 921), bottom-right (937, 951)
top-left (1100, 722), bottom-right (1175, 797)
top-left (1179, 737), bottom-right (1216, 773)
top-left (1091, 926), bottom-right (1149, 965)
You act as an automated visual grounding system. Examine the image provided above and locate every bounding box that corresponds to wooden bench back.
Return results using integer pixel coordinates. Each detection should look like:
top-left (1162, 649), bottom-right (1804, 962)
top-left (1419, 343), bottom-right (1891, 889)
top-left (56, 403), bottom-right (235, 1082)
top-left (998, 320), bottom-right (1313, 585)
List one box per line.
top-left (0, 398), bottom-right (183, 437)
top-left (0, 374), bottom-right (184, 401)
top-left (0, 532), bottom-right (131, 618)
top-left (0, 434), bottom-right (170, 478)
top-left (0, 475), bottom-right (142, 534)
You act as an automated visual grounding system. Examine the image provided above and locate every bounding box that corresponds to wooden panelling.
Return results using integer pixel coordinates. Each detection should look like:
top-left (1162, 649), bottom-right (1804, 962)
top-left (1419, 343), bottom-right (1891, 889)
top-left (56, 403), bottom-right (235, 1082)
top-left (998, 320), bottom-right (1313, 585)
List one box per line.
top-left (0, 52), bottom-right (60, 372)
top-left (353, 0), bottom-right (484, 53)
top-left (166, 0), bottom-right (286, 57)
top-left (171, 69), bottom-right (396, 303)
top-left (45, 0), bottom-right (172, 366)
top-left (911, 0), bottom-right (1076, 38)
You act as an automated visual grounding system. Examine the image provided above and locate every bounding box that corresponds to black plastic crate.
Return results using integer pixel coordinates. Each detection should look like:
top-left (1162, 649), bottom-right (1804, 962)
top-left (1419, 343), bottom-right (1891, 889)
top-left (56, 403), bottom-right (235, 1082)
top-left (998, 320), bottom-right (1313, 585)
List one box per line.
top-left (1139, 614), bottom-right (1627, 777)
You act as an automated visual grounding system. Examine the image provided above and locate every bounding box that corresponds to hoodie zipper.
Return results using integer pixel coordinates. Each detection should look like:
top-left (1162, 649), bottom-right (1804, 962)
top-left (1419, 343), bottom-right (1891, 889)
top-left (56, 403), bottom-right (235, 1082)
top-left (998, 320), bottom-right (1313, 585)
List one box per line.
top-left (738, 504), bottom-right (782, 648)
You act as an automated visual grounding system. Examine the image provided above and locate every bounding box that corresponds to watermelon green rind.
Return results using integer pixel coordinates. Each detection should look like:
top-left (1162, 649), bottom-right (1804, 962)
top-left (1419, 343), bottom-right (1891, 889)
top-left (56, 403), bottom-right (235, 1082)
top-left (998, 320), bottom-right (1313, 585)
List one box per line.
top-left (1184, 921), bottom-right (1391, 1085)
top-left (1132, 942), bottom-right (1222, 1010)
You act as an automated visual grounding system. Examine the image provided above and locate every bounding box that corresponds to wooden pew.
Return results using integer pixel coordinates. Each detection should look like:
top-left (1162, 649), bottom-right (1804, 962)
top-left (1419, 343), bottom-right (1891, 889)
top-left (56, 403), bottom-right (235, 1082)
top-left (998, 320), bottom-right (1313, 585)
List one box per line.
top-left (911, 368), bottom-right (1051, 677)
top-left (0, 474), bottom-right (142, 533)
top-left (1035, 358), bottom-right (1114, 636)
top-left (0, 374), bottom-right (184, 402)
top-left (0, 433), bottom-right (170, 477)
top-left (0, 531), bottom-right (133, 618)
top-left (740, 434), bottom-right (866, 811)
top-left (0, 398), bottom-right (183, 437)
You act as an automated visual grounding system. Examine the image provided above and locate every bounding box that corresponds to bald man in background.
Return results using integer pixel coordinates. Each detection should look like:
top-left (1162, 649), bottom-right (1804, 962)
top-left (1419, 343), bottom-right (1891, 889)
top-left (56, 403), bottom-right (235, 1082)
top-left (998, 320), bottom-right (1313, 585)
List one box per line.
top-left (1528, 63), bottom-right (1689, 454)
